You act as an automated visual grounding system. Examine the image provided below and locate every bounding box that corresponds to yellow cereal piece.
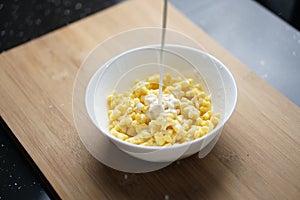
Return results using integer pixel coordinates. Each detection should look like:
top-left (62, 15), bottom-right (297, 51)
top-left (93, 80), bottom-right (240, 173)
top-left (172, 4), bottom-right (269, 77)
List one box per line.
top-left (146, 74), bottom-right (159, 83)
top-left (163, 134), bottom-right (173, 143)
top-left (148, 82), bottom-right (159, 90)
top-left (140, 138), bottom-right (155, 146)
top-left (172, 122), bottom-right (181, 133)
top-left (186, 88), bottom-right (200, 99)
top-left (183, 119), bottom-right (193, 130)
top-left (141, 106), bottom-right (148, 113)
top-left (203, 111), bottom-right (212, 120)
top-left (137, 131), bottom-right (152, 139)
top-left (212, 113), bottom-right (220, 126)
top-left (208, 120), bottom-right (214, 131)
top-left (187, 107), bottom-right (200, 120)
top-left (200, 106), bottom-right (209, 113)
top-left (200, 120), bottom-right (210, 127)
top-left (179, 80), bottom-right (190, 90)
top-left (109, 110), bottom-right (121, 121)
top-left (127, 126), bottom-right (137, 137)
top-left (194, 129), bottom-right (205, 139)
top-left (163, 74), bottom-right (172, 85)
top-left (195, 118), bottom-right (203, 126)
top-left (154, 132), bottom-right (165, 146)
top-left (194, 84), bottom-right (202, 90)
top-left (201, 126), bottom-right (209, 134)
top-left (135, 113), bottom-right (148, 124)
top-left (135, 123), bottom-right (148, 133)
top-left (125, 136), bottom-right (146, 144)
top-left (202, 100), bottom-right (211, 107)
top-left (176, 115), bottom-right (183, 124)
top-left (111, 128), bottom-right (129, 140)
top-left (119, 115), bottom-right (132, 126)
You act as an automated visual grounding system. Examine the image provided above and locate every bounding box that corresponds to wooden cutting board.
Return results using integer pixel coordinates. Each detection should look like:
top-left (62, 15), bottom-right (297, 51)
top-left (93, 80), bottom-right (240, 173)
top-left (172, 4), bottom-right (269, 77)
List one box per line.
top-left (0, 0), bottom-right (299, 199)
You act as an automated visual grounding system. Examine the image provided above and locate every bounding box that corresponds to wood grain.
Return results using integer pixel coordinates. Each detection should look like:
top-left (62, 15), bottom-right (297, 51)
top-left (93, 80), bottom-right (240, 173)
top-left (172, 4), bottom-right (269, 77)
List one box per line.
top-left (0, 0), bottom-right (299, 199)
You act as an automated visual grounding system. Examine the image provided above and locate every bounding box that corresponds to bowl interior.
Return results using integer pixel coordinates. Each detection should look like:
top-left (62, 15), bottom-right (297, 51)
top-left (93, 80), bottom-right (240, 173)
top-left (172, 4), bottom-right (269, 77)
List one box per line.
top-left (88, 45), bottom-right (236, 150)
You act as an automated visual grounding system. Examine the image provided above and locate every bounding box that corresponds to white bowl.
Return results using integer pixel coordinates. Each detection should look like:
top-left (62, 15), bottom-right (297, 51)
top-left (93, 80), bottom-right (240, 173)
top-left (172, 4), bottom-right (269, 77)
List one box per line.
top-left (86, 45), bottom-right (237, 162)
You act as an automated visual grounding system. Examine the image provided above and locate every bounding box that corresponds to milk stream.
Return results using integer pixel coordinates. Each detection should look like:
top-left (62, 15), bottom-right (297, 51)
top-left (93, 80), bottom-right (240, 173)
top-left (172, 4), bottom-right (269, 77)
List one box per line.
top-left (158, 0), bottom-right (168, 105)
top-left (148, 0), bottom-right (168, 119)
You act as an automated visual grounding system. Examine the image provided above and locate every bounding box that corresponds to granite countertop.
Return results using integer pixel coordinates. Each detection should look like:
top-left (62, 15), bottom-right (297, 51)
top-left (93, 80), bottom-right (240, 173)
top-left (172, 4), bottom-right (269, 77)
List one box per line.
top-left (0, 0), bottom-right (123, 53)
top-left (0, 1), bottom-right (124, 199)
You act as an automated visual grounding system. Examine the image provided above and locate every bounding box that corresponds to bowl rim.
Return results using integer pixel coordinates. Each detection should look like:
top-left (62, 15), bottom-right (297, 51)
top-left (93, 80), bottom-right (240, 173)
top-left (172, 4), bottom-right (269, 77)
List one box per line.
top-left (85, 44), bottom-right (238, 150)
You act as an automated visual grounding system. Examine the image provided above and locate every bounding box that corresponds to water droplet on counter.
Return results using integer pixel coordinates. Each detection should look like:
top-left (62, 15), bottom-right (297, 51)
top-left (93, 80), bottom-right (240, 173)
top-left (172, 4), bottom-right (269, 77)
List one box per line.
top-left (14, 182), bottom-right (17, 186)
top-left (75, 3), bottom-right (82, 10)
top-left (64, 9), bottom-right (70, 16)
top-left (51, 69), bottom-right (69, 80)
top-left (285, 26), bottom-right (289, 31)
top-left (25, 17), bottom-right (33, 26)
top-left (54, 0), bottom-right (61, 6)
top-left (44, 9), bottom-right (51, 16)
top-left (33, 181), bottom-right (36, 185)
top-left (45, 47), bottom-right (51, 52)
top-left (35, 4), bottom-right (42, 10)
top-left (293, 35), bottom-right (297, 40)
top-left (18, 31), bottom-right (24, 37)
top-left (1, 144), bottom-right (4, 147)
top-left (262, 74), bottom-right (268, 79)
top-left (259, 60), bottom-right (265, 66)
top-left (18, 186), bottom-right (22, 190)
top-left (165, 194), bottom-right (169, 200)
top-left (9, 175), bottom-right (12, 178)
top-left (35, 18), bottom-right (41, 25)
top-left (9, 30), bottom-right (14, 36)
top-left (12, 4), bottom-right (19, 11)
top-left (84, 7), bottom-right (91, 13)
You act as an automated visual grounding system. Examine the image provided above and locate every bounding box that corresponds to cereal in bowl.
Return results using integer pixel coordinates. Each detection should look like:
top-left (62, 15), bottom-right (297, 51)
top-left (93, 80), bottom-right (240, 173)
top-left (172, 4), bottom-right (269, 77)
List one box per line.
top-left (107, 74), bottom-right (220, 146)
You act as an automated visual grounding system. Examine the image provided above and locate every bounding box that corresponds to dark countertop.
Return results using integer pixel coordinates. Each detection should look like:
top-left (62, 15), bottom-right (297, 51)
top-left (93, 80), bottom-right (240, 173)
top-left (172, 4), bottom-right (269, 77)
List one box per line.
top-left (0, 0), bottom-right (299, 199)
top-left (0, 1), bottom-right (124, 199)
top-left (0, 117), bottom-right (58, 200)
top-left (0, 0), bottom-right (123, 53)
